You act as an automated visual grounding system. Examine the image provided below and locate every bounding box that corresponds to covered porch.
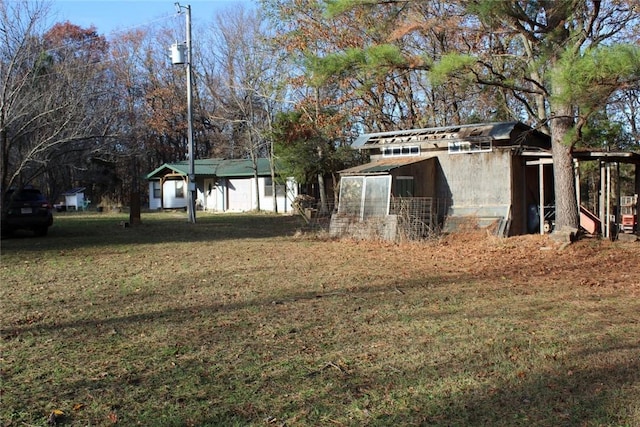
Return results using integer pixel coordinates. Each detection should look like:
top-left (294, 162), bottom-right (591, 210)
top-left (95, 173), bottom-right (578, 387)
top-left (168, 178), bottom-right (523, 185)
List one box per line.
top-left (530, 150), bottom-right (640, 239)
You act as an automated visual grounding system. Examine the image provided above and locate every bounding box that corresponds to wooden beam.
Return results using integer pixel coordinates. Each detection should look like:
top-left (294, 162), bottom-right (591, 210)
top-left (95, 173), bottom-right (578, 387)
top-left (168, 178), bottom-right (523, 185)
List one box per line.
top-left (539, 163), bottom-right (545, 235)
top-left (636, 165), bottom-right (640, 234)
top-left (599, 161), bottom-right (606, 238)
top-left (615, 162), bottom-right (621, 240)
top-left (574, 159), bottom-right (580, 208)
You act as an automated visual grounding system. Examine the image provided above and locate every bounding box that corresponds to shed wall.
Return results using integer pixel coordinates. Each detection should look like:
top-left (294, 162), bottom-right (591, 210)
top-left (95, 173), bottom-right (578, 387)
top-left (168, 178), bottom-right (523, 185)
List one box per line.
top-left (390, 158), bottom-right (437, 198)
top-left (64, 193), bottom-right (84, 210)
top-left (435, 149), bottom-right (513, 206)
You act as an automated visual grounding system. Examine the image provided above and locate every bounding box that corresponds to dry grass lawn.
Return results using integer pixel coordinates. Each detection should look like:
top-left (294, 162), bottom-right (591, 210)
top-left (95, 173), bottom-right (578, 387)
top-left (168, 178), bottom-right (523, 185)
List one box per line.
top-left (2, 212), bottom-right (640, 426)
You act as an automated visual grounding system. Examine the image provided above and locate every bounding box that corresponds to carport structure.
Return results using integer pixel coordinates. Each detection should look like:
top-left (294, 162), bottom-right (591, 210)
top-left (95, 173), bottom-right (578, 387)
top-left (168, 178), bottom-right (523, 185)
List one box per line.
top-left (528, 149), bottom-right (640, 238)
top-left (572, 150), bottom-right (640, 239)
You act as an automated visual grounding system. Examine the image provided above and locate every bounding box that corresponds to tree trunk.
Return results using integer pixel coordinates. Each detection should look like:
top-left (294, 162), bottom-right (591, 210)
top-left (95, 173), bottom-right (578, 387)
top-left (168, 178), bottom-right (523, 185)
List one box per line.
top-left (551, 113), bottom-right (579, 231)
top-left (269, 144), bottom-right (278, 213)
top-left (317, 173), bottom-right (328, 214)
top-left (129, 191), bottom-right (141, 225)
top-left (332, 173), bottom-right (340, 209)
top-left (254, 170), bottom-right (261, 211)
top-left (250, 150), bottom-right (260, 211)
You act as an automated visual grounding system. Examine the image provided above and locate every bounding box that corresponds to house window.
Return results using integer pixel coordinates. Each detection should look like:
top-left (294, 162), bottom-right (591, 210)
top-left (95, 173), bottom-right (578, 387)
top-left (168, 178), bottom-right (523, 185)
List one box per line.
top-left (264, 177), bottom-right (285, 197)
top-left (153, 181), bottom-right (161, 199)
top-left (175, 180), bottom-right (185, 198)
top-left (395, 176), bottom-right (414, 197)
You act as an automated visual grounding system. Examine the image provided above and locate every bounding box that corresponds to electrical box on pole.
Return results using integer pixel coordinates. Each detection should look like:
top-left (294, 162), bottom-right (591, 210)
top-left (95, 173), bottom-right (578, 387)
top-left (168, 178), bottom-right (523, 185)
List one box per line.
top-left (170, 42), bottom-right (186, 65)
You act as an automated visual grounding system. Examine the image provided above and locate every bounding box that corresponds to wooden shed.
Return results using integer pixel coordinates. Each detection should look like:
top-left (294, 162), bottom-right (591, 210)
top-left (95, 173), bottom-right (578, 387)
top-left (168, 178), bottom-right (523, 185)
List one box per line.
top-left (330, 122), bottom-right (553, 240)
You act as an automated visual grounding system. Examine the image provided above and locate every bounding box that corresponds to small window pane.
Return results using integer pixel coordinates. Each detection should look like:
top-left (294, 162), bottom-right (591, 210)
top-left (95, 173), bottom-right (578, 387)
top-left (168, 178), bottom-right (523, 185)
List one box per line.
top-left (153, 181), bottom-right (161, 198)
top-left (395, 177), bottom-right (414, 197)
top-left (175, 181), bottom-right (184, 198)
top-left (338, 176), bottom-right (363, 217)
top-left (362, 175), bottom-right (390, 219)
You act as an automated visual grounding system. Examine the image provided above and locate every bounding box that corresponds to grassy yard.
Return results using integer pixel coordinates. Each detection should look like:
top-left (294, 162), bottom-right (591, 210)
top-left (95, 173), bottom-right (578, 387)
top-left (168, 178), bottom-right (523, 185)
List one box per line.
top-left (2, 211), bottom-right (640, 426)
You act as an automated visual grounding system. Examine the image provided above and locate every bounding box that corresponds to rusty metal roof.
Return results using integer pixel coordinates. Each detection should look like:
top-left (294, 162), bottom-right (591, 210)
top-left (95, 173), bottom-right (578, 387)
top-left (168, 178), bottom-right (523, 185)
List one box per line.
top-left (339, 156), bottom-right (432, 175)
top-left (353, 121), bottom-right (549, 149)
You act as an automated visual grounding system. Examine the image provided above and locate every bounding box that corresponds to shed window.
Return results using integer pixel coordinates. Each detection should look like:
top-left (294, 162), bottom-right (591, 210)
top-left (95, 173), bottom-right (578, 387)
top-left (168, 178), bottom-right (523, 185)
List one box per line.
top-left (175, 180), bottom-right (185, 198)
top-left (395, 176), bottom-right (414, 197)
top-left (153, 181), bottom-right (161, 199)
top-left (338, 175), bottom-right (391, 220)
top-left (448, 140), bottom-right (492, 154)
top-left (382, 146), bottom-right (420, 157)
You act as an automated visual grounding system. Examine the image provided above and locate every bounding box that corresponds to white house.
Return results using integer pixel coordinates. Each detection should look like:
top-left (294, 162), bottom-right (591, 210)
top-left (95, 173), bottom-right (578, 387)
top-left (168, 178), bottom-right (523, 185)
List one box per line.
top-left (146, 158), bottom-right (298, 213)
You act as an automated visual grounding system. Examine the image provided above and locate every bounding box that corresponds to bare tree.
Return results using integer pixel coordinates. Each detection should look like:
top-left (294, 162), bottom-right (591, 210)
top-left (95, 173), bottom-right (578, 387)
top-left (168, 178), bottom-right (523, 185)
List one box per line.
top-left (1, 1), bottom-right (114, 198)
top-left (199, 5), bottom-right (288, 211)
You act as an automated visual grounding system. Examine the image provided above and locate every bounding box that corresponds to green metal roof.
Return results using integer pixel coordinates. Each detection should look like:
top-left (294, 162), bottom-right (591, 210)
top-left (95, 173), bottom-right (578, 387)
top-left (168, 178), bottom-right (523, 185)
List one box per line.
top-left (146, 158), bottom-right (273, 180)
top-left (216, 158), bottom-right (272, 177)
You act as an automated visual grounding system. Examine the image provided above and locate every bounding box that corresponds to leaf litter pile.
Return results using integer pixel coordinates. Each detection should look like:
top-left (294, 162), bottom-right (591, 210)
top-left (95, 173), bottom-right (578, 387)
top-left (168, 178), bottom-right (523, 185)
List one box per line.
top-left (1, 214), bottom-right (640, 426)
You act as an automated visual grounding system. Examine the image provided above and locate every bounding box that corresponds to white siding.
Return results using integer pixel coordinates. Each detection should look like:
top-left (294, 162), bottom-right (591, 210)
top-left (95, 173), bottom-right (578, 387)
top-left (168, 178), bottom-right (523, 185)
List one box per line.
top-left (149, 181), bottom-right (161, 209)
top-left (163, 179), bottom-right (188, 209)
top-left (258, 177), bottom-right (298, 213)
top-left (64, 193), bottom-right (84, 210)
top-left (227, 178), bottom-right (253, 211)
top-left (148, 176), bottom-right (298, 213)
top-left (202, 178), bottom-right (217, 211)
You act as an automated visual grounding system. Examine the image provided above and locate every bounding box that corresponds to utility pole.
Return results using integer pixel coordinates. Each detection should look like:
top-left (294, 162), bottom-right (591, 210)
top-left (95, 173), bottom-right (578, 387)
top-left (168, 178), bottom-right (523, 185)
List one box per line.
top-left (171, 3), bottom-right (196, 223)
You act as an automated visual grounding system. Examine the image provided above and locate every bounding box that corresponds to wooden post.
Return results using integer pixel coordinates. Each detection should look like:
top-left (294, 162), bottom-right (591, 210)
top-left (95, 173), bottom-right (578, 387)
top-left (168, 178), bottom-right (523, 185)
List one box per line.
top-left (615, 162), bottom-right (621, 240)
top-left (539, 162), bottom-right (545, 234)
top-left (636, 164), bottom-right (640, 234)
top-left (599, 161), bottom-right (606, 238)
top-left (574, 159), bottom-right (580, 208)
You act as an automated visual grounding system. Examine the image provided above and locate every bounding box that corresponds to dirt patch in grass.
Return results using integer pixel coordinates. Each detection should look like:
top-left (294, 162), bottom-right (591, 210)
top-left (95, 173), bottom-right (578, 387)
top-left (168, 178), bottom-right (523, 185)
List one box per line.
top-left (2, 212), bottom-right (639, 426)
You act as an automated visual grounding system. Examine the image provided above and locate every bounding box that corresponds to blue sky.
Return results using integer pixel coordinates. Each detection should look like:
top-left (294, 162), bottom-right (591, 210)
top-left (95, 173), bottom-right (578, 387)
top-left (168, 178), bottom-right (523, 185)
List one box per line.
top-left (49, 0), bottom-right (251, 37)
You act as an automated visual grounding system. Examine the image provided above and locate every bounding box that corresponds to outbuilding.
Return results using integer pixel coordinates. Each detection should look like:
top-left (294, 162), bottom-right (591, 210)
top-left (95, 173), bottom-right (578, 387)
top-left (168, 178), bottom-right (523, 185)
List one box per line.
top-left (331, 121), bottom-right (640, 241)
top-left (330, 122), bottom-right (553, 240)
top-left (60, 187), bottom-right (89, 211)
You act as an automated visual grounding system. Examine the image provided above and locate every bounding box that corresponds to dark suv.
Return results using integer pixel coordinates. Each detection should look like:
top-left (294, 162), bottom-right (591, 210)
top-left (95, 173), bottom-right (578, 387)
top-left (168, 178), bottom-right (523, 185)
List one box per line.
top-left (1, 187), bottom-right (54, 236)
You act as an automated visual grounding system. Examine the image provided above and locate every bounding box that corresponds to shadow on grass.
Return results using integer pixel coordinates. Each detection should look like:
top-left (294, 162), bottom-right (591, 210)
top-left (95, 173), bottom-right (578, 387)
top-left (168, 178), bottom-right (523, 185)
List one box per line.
top-left (4, 270), bottom-right (639, 425)
top-left (1, 212), bottom-right (307, 252)
top-left (4, 224), bottom-right (640, 425)
top-left (368, 344), bottom-right (640, 426)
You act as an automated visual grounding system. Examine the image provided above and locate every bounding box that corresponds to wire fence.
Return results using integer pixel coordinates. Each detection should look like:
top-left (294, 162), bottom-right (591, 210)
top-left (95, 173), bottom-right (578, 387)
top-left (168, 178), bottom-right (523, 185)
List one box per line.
top-left (390, 197), bottom-right (448, 240)
top-left (295, 195), bottom-right (450, 241)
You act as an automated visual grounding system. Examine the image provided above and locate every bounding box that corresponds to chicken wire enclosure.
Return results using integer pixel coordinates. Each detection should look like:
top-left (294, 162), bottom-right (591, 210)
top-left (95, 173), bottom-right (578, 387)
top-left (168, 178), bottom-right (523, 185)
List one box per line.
top-left (338, 175), bottom-right (392, 219)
